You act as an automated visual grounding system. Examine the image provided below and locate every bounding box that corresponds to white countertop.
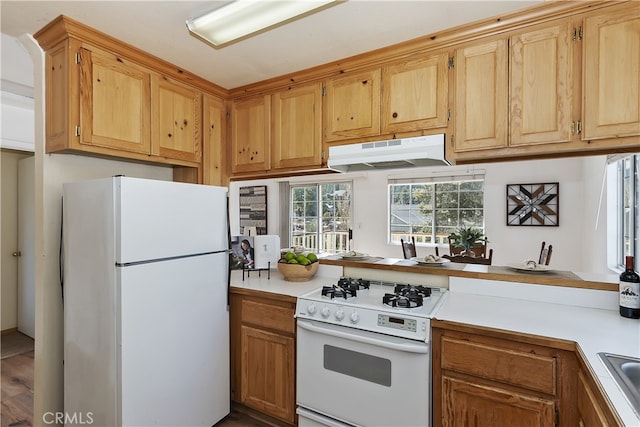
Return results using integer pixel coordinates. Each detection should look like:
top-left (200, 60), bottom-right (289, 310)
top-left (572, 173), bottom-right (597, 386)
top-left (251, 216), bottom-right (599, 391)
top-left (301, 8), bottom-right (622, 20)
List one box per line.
top-left (230, 266), bottom-right (639, 425)
top-left (230, 264), bottom-right (342, 298)
top-left (437, 277), bottom-right (640, 426)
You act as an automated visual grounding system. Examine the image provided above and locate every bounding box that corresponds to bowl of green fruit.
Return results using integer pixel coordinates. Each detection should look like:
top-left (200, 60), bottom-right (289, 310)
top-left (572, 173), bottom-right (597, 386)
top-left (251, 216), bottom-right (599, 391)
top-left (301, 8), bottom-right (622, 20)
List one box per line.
top-left (277, 251), bottom-right (319, 282)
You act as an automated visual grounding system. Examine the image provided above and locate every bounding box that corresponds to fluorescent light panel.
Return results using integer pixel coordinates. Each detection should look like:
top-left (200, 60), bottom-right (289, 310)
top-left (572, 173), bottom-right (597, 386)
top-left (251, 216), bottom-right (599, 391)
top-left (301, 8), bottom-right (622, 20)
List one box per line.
top-left (187, 0), bottom-right (339, 48)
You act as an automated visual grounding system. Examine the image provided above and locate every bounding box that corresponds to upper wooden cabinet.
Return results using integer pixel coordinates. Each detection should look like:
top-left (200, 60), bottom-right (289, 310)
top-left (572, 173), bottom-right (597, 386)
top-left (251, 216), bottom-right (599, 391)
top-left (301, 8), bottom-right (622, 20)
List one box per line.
top-left (35, 15), bottom-right (228, 178)
top-left (272, 83), bottom-right (323, 170)
top-left (151, 75), bottom-right (202, 163)
top-left (202, 94), bottom-right (226, 186)
top-left (454, 39), bottom-right (508, 152)
top-left (78, 46), bottom-right (151, 155)
top-left (509, 22), bottom-right (574, 146)
top-left (382, 53), bottom-right (449, 134)
top-left (324, 54), bottom-right (449, 144)
top-left (452, 4), bottom-right (639, 162)
top-left (324, 69), bottom-right (381, 141)
top-left (583, 7), bottom-right (640, 140)
top-left (230, 95), bottom-right (271, 174)
top-left (41, 41), bottom-right (203, 167)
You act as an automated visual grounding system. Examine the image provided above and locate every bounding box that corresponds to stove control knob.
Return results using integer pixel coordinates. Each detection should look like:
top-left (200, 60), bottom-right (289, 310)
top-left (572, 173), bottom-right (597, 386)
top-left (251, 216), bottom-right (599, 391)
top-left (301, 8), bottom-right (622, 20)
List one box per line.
top-left (321, 306), bottom-right (331, 318)
top-left (350, 312), bottom-right (360, 324)
top-left (335, 309), bottom-right (345, 321)
top-left (307, 304), bottom-right (317, 316)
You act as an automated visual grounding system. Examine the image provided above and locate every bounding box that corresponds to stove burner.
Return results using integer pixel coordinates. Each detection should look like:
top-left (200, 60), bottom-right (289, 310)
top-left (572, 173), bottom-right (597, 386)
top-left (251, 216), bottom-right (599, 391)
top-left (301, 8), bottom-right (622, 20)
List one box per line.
top-left (393, 284), bottom-right (432, 298)
top-left (382, 284), bottom-right (431, 308)
top-left (321, 277), bottom-right (370, 299)
top-left (383, 293), bottom-right (423, 308)
top-left (338, 277), bottom-right (370, 290)
top-left (322, 285), bottom-right (357, 299)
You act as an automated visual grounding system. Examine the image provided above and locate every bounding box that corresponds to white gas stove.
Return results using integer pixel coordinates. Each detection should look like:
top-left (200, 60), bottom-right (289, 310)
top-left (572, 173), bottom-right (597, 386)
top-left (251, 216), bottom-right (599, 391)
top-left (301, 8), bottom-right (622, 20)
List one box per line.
top-left (296, 277), bottom-right (448, 426)
top-left (296, 277), bottom-right (448, 342)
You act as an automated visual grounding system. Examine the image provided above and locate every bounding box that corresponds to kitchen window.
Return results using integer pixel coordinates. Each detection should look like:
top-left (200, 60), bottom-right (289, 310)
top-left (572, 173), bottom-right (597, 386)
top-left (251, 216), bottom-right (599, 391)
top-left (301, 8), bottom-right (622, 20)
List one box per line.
top-left (289, 182), bottom-right (352, 253)
top-left (388, 174), bottom-right (485, 245)
top-left (610, 154), bottom-right (639, 269)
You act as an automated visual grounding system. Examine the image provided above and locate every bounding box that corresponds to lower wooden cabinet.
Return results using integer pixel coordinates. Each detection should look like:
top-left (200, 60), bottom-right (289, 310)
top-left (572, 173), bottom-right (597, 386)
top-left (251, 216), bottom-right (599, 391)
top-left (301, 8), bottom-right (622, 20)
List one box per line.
top-left (442, 376), bottom-right (555, 426)
top-left (230, 290), bottom-right (296, 425)
top-left (432, 321), bottom-right (578, 426)
top-left (432, 320), bottom-right (624, 427)
top-left (577, 365), bottom-right (621, 426)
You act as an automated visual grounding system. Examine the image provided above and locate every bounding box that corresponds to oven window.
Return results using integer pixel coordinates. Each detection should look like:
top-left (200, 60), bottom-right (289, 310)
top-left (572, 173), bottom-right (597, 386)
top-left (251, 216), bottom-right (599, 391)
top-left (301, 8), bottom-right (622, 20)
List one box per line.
top-left (323, 345), bottom-right (391, 387)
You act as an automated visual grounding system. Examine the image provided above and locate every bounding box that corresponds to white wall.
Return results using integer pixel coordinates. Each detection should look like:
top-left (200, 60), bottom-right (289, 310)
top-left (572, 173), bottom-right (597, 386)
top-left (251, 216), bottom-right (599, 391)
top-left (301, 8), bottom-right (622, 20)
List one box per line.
top-left (1, 33), bottom-right (34, 95)
top-left (230, 155), bottom-right (610, 274)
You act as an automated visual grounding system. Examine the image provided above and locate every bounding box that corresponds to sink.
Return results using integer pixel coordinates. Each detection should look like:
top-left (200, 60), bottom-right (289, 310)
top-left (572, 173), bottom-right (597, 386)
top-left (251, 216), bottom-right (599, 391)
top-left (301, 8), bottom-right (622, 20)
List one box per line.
top-left (598, 352), bottom-right (640, 416)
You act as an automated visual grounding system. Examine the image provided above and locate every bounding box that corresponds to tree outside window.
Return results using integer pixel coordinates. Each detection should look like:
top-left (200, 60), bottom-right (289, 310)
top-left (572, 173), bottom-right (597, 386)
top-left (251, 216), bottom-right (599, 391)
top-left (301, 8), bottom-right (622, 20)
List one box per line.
top-left (389, 180), bottom-right (484, 245)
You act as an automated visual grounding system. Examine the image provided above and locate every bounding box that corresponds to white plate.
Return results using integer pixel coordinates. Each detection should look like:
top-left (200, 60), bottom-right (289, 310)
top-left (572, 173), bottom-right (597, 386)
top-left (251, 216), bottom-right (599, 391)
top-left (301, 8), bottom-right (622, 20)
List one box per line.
top-left (340, 253), bottom-right (369, 260)
top-left (281, 247), bottom-right (305, 254)
top-left (412, 257), bottom-right (450, 266)
top-left (508, 264), bottom-right (552, 273)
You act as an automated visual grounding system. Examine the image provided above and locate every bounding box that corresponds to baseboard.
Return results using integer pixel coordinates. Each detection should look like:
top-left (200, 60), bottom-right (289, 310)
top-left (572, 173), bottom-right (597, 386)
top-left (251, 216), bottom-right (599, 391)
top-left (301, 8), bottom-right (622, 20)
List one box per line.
top-left (231, 402), bottom-right (294, 427)
top-left (1, 327), bottom-right (18, 335)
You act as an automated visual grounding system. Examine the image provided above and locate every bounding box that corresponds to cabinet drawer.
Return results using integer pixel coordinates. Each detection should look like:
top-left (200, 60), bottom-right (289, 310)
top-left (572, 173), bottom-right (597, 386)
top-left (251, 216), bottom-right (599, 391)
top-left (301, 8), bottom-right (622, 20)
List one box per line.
top-left (241, 299), bottom-right (295, 334)
top-left (441, 336), bottom-right (556, 394)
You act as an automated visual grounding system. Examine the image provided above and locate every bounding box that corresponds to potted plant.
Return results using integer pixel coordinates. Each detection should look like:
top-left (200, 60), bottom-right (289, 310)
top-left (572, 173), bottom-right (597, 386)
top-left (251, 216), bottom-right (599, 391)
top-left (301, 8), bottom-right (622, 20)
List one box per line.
top-left (449, 227), bottom-right (487, 257)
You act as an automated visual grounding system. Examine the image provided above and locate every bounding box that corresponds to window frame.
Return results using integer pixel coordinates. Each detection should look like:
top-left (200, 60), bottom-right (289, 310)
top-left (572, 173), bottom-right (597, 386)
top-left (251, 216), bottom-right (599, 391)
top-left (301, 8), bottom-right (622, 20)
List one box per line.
top-left (607, 154), bottom-right (639, 272)
top-left (387, 177), bottom-right (485, 246)
top-left (289, 181), bottom-right (353, 254)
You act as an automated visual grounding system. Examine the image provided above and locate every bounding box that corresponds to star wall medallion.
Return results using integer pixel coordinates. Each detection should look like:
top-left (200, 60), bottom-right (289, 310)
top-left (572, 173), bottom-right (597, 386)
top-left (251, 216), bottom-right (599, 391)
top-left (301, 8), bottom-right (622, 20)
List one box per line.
top-left (506, 183), bottom-right (559, 226)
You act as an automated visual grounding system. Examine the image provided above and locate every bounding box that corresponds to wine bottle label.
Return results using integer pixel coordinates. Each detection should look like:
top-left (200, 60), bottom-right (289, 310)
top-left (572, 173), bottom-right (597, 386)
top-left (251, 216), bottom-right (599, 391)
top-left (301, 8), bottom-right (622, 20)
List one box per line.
top-left (620, 280), bottom-right (640, 309)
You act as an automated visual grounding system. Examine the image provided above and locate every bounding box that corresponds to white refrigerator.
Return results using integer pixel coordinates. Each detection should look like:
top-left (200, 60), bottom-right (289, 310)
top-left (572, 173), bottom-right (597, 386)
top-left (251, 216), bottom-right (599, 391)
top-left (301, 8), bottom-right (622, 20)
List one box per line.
top-left (62, 176), bottom-right (230, 427)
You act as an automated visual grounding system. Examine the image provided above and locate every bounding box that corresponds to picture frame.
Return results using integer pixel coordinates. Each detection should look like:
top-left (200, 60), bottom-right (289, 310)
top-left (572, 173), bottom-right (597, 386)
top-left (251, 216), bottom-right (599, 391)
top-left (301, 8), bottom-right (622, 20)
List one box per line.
top-left (506, 182), bottom-right (559, 226)
top-left (239, 185), bottom-right (267, 235)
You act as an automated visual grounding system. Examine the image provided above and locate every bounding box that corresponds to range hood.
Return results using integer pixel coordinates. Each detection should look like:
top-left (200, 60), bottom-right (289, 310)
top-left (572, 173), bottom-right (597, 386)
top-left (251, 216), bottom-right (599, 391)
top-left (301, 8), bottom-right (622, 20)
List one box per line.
top-left (327, 134), bottom-right (450, 173)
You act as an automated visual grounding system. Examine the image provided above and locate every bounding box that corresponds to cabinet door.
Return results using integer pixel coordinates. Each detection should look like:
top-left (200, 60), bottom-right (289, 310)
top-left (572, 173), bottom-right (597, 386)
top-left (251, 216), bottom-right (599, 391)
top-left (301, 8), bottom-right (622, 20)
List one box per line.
top-left (240, 325), bottom-right (295, 423)
top-left (45, 39), bottom-right (75, 152)
top-left (577, 370), bottom-right (609, 427)
top-left (510, 22), bottom-right (574, 146)
top-left (324, 69), bottom-right (381, 141)
top-left (272, 83), bottom-right (323, 170)
top-left (151, 75), bottom-right (202, 163)
top-left (442, 376), bottom-right (555, 427)
top-left (79, 47), bottom-right (151, 154)
top-left (202, 94), bottom-right (226, 186)
top-left (583, 8), bottom-right (640, 139)
top-left (231, 95), bottom-right (271, 173)
top-left (382, 53), bottom-right (449, 133)
top-left (454, 39), bottom-right (508, 152)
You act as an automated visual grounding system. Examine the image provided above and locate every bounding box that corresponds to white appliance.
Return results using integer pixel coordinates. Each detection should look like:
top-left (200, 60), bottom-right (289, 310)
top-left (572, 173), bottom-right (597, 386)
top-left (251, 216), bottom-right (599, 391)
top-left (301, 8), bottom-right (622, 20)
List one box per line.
top-left (327, 134), bottom-right (450, 172)
top-left (296, 278), bottom-right (448, 426)
top-left (62, 176), bottom-right (230, 427)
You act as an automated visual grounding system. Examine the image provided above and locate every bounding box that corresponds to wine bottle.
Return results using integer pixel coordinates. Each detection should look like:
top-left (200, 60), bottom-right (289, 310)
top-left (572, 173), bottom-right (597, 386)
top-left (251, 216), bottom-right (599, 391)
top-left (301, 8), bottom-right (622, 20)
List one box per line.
top-left (619, 256), bottom-right (640, 319)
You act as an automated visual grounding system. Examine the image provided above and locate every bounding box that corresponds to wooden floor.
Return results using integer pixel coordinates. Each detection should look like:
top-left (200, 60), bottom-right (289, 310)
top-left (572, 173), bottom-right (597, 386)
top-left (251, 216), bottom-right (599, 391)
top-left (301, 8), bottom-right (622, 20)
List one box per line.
top-left (1, 351), bottom-right (34, 427)
top-left (215, 410), bottom-right (273, 427)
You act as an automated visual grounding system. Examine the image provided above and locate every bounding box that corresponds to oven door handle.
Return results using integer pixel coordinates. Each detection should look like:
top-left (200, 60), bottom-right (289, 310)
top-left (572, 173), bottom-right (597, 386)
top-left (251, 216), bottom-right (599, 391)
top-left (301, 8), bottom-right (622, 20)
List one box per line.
top-left (297, 319), bottom-right (429, 354)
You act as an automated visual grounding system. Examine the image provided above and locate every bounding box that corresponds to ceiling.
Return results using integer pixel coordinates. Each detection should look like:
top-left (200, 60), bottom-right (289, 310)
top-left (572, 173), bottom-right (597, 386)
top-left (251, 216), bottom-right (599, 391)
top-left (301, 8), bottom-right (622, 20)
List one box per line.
top-left (0, 1), bottom-right (542, 90)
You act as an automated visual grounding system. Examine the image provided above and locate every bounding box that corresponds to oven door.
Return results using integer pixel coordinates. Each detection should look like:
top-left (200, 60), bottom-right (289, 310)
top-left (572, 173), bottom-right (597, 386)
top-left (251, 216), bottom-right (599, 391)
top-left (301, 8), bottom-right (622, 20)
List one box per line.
top-left (296, 318), bottom-right (430, 427)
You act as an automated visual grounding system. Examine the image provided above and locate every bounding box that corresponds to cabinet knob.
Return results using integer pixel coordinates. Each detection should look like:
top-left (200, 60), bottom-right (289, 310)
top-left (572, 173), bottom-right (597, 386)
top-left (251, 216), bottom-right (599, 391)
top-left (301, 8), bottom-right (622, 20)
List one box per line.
top-left (12, 251), bottom-right (21, 257)
top-left (392, 112), bottom-right (398, 118)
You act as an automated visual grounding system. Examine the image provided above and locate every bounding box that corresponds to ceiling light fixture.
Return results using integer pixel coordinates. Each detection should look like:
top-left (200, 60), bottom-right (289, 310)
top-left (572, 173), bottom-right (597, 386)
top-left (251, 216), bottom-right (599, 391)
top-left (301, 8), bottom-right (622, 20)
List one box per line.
top-left (187, 0), bottom-right (343, 48)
